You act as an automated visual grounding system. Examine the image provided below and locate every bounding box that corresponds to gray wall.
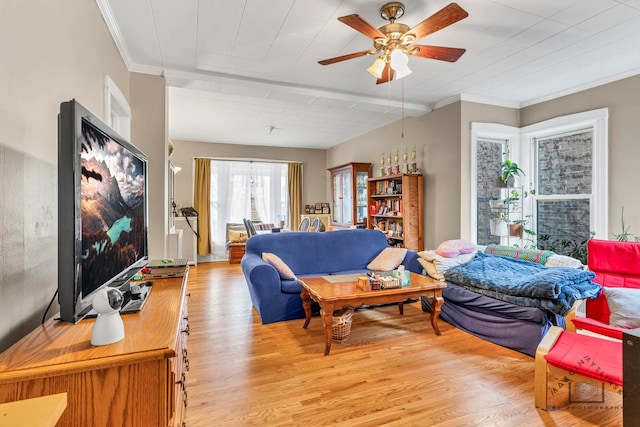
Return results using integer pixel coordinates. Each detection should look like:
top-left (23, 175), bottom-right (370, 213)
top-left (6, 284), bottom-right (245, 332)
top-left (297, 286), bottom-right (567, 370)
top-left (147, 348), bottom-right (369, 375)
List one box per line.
top-left (0, 1), bottom-right (166, 352)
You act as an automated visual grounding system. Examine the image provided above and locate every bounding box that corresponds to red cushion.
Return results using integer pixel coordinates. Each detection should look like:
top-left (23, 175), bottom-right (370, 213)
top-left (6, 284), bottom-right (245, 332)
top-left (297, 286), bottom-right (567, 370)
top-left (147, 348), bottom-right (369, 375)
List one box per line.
top-left (571, 316), bottom-right (625, 340)
top-left (585, 239), bottom-right (640, 325)
top-left (544, 331), bottom-right (622, 387)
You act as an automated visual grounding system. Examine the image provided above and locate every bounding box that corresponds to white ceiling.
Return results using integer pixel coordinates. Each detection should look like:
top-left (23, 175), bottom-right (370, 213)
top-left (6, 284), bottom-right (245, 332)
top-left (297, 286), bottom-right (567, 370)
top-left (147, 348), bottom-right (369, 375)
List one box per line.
top-left (99, 0), bottom-right (640, 149)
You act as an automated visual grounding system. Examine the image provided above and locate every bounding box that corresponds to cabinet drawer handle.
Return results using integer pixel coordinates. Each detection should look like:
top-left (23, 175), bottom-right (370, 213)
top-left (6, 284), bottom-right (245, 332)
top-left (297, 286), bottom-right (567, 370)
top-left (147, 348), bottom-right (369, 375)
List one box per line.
top-left (182, 324), bottom-right (190, 335)
top-left (176, 372), bottom-right (187, 389)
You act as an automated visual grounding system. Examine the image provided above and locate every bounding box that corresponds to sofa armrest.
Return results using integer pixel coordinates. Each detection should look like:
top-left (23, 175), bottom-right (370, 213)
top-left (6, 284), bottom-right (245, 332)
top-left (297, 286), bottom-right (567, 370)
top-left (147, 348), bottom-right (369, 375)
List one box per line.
top-left (402, 250), bottom-right (423, 274)
top-left (241, 253), bottom-right (281, 285)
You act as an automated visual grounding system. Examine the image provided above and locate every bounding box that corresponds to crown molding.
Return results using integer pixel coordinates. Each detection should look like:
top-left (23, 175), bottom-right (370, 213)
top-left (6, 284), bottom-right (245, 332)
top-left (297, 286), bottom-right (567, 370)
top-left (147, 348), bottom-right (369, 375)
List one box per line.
top-left (95, 0), bottom-right (134, 70)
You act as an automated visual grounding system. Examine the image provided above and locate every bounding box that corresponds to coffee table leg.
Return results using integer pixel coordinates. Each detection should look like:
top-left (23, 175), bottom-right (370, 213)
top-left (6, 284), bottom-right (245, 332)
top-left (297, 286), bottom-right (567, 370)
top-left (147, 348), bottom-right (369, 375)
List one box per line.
top-left (398, 302), bottom-right (404, 315)
top-left (429, 293), bottom-right (444, 335)
top-left (301, 289), bottom-right (312, 329)
top-left (320, 302), bottom-right (335, 356)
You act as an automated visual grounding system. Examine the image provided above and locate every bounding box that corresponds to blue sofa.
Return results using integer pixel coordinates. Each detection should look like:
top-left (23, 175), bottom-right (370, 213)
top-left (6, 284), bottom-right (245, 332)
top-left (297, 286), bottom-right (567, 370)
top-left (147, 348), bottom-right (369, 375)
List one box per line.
top-left (240, 229), bottom-right (422, 324)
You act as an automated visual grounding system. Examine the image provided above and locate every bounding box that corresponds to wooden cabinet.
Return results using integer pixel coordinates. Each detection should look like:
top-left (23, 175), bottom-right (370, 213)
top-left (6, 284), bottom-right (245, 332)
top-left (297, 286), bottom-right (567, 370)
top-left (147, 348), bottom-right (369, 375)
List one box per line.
top-left (0, 271), bottom-right (190, 427)
top-left (228, 243), bottom-right (246, 264)
top-left (328, 162), bottom-right (371, 227)
top-left (367, 174), bottom-right (424, 251)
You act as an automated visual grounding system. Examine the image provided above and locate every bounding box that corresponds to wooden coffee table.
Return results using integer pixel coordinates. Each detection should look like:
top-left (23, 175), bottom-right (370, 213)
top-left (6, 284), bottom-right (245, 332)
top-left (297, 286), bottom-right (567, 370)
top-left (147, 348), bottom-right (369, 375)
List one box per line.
top-left (300, 272), bottom-right (446, 355)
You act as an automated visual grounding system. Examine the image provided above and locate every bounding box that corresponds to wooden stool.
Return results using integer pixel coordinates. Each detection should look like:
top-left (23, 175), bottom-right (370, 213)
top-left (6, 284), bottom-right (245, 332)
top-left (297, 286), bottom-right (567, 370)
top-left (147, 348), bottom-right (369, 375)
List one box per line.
top-left (535, 326), bottom-right (622, 410)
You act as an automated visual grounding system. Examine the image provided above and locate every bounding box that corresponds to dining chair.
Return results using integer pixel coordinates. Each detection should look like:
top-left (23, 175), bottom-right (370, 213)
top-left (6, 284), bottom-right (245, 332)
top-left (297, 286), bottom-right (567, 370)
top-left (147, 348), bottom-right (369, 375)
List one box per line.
top-left (298, 216), bottom-right (310, 232)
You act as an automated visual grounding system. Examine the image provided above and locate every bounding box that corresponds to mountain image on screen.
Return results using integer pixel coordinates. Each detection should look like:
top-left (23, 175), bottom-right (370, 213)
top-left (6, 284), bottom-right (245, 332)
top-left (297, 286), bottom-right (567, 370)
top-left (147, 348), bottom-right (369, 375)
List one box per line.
top-left (80, 121), bottom-right (145, 295)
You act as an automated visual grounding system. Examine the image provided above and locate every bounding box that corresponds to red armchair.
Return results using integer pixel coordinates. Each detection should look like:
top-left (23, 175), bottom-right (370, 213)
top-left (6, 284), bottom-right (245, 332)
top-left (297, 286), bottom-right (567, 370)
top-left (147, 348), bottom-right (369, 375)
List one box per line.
top-left (571, 239), bottom-right (640, 339)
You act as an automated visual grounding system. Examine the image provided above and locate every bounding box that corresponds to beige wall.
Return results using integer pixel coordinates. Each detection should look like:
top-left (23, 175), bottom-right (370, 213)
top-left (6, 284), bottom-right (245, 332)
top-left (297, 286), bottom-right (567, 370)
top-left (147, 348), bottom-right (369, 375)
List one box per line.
top-left (168, 140), bottom-right (327, 215)
top-left (326, 104), bottom-right (463, 249)
top-left (129, 73), bottom-right (168, 259)
top-left (521, 75), bottom-right (640, 238)
top-left (0, 1), bottom-right (165, 352)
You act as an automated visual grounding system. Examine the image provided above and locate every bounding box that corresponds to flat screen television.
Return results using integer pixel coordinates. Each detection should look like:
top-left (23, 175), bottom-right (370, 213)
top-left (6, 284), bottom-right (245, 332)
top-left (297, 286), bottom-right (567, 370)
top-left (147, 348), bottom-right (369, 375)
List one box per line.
top-left (58, 99), bottom-right (149, 323)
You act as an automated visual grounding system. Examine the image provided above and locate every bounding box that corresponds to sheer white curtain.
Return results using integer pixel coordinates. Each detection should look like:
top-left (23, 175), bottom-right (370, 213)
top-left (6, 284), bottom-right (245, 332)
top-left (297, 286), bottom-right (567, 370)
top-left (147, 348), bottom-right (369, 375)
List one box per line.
top-left (210, 161), bottom-right (251, 259)
top-left (209, 160), bottom-right (288, 260)
top-left (251, 162), bottom-right (288, 225)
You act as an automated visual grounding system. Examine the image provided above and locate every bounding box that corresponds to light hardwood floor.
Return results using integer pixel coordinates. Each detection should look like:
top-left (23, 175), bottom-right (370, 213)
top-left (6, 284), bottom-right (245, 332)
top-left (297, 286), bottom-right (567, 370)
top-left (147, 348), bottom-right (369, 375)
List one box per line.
top-left (185, 262), bottom-right (622, 426)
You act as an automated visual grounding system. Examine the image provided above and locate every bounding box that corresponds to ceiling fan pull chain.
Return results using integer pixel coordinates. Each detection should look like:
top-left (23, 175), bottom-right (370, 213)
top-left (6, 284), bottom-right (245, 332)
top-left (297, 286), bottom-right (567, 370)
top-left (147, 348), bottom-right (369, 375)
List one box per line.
top-left (401, 79), bottom-right (405, 139)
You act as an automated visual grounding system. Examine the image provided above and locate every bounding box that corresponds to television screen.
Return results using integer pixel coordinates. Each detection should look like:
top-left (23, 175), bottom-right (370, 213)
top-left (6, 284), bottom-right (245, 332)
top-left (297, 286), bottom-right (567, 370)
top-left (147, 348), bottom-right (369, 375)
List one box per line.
top-left (58, 99), bottom-right (148, 323)
top-left (80, 119), bottom-right (147, 298)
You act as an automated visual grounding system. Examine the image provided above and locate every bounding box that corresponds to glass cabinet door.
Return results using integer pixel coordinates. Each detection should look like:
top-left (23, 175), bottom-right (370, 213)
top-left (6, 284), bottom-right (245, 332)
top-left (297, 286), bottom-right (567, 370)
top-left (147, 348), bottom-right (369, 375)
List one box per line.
top-left (356, 171), bottom-right (368, 223)
top-left (332, 173), bottom-right (341, 224)
top-left (328, 163), bottom-right (371, 227)
top-left (341, 170), bottom-right (352, 224)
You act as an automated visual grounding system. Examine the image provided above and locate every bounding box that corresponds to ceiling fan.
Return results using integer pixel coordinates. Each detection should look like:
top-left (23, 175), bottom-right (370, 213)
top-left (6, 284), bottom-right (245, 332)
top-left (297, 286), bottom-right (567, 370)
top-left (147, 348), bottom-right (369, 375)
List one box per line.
top-left (318, 2), bottom-right (469, 84)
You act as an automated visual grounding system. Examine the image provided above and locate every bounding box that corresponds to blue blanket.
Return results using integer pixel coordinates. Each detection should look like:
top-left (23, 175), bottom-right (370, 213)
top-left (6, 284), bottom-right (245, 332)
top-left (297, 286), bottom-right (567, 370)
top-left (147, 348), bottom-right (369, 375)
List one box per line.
top-left (444, 252), bottom-right (601, 315)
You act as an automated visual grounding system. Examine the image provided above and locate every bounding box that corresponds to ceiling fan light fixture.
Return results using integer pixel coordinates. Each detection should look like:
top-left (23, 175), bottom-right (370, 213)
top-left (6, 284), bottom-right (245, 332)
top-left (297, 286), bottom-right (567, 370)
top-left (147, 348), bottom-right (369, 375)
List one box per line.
top-left (367, 57), bottom-right (386, 78)
top-left (390, 49), bottom-right (408, 69)
top-left (394, 64), bottom-right (412, 79)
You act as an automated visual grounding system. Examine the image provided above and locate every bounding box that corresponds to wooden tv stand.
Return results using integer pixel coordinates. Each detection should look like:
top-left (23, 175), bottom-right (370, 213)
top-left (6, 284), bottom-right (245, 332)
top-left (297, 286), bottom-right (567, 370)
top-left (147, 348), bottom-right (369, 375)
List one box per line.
top-left (0, 271), bottom-right (190, 427)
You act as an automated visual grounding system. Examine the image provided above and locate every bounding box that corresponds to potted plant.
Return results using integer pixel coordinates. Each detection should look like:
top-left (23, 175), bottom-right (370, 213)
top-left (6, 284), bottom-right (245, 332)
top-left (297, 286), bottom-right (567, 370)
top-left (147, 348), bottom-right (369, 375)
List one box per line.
top-left (490, 212), bottom-right (510, 236)
top-left (510, 215), bottom-right (535, 239)
top-left (498, 159), bottom-right (525, 187)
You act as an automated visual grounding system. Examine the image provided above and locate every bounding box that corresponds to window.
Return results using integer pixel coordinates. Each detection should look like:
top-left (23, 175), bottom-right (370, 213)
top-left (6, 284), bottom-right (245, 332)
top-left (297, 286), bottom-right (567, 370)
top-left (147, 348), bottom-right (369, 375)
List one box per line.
top-left (209, 160), bottom-right (289, 259)
top-left (104, 76), bottom-right (131, 139)
top-left (471, 109), bottom-right (608, 254)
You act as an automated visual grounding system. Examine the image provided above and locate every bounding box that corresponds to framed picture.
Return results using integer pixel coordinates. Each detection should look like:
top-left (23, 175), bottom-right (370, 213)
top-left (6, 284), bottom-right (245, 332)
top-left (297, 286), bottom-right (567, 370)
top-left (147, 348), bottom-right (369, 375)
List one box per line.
top-left (322, 207), bottom-right (330, 214)
top-left (315, 203), bottom-right (322, 211)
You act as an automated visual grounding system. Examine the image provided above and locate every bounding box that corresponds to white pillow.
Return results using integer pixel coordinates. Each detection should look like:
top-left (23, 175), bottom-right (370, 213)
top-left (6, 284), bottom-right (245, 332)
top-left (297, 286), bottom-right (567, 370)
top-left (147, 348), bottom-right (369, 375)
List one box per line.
top-left (544, 254), bottom-right (583, 268)
top-left (604, 287), bottom-right (640, 329)
top-left (262, 252), bottom-right (297, 280)
top-left (367, 247), bottom-right (407, 271)
top-left (417, 250), bottom-right (477, 281)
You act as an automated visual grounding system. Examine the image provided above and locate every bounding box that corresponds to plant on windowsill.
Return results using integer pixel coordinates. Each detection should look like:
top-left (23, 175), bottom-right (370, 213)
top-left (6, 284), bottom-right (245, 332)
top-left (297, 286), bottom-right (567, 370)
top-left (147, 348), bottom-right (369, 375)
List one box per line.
top-left (612, 207), bottom-right (640, 242)
top-left (498, 159), bottom-right (525, 187)
top-left (537, 231), bottom-right (595, 265)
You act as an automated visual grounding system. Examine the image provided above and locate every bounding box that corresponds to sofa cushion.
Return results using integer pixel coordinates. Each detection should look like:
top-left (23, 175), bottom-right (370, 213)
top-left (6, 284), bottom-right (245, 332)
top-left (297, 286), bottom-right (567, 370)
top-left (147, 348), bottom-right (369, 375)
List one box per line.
top-left (262, 252), bottom-right (297, 280)
top-left (228, 229), bottom-right (248, 244)
top-left (367, 247), bottom-right (407, 271)
top-left (604, 287), bottom-right (640, 329)
top-left (281, 278), bottom-right (302, 294)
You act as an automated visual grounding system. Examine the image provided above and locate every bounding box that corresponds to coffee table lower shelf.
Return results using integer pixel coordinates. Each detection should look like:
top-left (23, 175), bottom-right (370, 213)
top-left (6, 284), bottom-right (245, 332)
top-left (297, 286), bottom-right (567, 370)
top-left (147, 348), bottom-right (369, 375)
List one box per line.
top-left (300, 273), bottom-right (446, 355)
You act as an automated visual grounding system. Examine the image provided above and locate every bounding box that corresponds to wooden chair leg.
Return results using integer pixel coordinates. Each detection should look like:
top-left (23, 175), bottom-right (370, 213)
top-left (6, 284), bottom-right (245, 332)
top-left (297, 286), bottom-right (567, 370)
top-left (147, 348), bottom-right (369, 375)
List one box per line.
top-left (535, 326), bottom-right (563, 410)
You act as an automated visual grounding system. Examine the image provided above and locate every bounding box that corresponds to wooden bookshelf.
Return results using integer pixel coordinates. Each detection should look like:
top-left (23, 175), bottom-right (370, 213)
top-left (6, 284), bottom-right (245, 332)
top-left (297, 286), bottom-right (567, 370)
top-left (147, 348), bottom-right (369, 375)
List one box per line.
top-left (367, 174), bottom-right (424, 251)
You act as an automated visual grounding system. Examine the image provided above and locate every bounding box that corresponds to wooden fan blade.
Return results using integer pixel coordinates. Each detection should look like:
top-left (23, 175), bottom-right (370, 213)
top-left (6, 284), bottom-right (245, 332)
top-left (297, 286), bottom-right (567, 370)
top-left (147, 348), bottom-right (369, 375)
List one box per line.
top-left (318, 50), bottom-right (373, 65)
top-left (410, 45), bottom-right (466, 62)
top-left (338, 14), bottom-right (386, 40)
top-left (404, 3), bottom-right (468, 41)
top-left (376, 63), bottom-right (394, 84)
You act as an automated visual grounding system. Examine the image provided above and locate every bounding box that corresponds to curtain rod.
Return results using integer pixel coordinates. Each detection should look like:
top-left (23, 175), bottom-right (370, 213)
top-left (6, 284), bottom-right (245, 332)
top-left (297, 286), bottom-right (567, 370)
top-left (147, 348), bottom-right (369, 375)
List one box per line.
top-left (194, 157), bottom-right (302, 164)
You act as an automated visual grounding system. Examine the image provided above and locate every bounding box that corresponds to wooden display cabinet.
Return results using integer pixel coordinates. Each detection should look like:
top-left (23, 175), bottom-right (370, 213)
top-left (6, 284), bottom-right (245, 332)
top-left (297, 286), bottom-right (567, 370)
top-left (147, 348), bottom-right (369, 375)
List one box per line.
top-left (328, 162), bottom-right (371, 228)
top-left (367, 173), bottom-right (424, 251)
top-left (0, 271), bottom-right (190, 427)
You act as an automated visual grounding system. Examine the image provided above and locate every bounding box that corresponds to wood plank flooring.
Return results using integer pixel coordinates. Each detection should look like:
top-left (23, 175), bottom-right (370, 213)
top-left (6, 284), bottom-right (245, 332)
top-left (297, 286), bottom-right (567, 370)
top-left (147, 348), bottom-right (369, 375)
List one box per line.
top-left (185, 262), bottom-right (622, 426)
